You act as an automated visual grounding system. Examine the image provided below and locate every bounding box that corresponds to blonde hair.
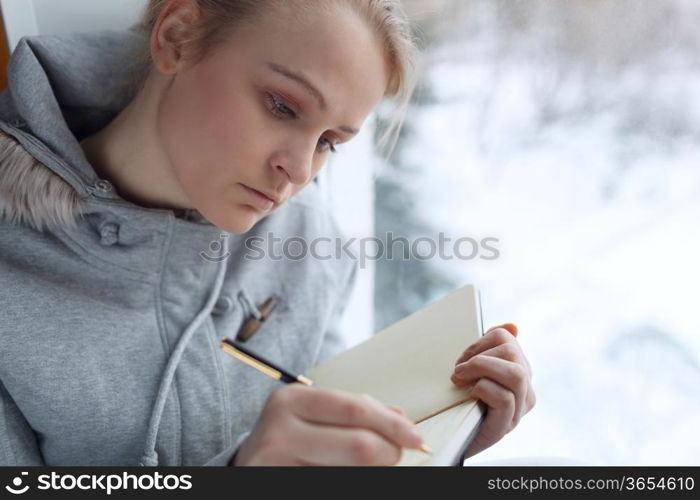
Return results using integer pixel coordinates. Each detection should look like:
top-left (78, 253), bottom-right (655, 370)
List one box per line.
top-left (137, 0), bottom-right (421, 158)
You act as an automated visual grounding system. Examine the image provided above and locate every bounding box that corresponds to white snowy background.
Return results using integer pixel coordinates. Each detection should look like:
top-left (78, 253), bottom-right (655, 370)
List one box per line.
top-left (376, 0), bottom-right (700, 466)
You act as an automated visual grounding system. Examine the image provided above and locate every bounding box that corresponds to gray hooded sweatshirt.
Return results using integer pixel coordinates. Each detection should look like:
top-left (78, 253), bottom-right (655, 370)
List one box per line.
top-left (0, 25), bottom-right (356, 466)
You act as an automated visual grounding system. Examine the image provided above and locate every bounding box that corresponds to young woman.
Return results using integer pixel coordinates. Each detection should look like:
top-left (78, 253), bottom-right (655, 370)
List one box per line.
top-left (0, 0), bottom-right (535, 466)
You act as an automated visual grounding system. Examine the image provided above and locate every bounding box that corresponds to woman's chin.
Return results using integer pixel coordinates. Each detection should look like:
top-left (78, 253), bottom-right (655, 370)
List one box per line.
top-left (206, 204), bottom-right (267, 234)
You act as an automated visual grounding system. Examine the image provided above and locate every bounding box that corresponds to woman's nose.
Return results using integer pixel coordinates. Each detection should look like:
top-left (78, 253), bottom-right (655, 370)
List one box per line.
top-left (273, 146), bottom-right (315, 185)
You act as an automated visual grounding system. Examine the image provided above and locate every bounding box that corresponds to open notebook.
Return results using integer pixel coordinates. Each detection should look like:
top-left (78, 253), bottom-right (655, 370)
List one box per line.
top-left (309, 284), bottom-right (486, 466)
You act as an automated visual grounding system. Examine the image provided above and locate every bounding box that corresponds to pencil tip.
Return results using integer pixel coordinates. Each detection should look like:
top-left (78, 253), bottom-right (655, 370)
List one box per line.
top-left (297, 375), bottom-right (314, 386)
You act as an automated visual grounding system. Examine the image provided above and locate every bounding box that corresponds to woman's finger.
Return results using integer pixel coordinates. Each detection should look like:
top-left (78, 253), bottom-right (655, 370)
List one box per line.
top-left (494, 323), bottom-right (518, 337)
top-left (287, 386), bottom-right (422, 450)
top-left (464, 378), bottom-right (515, 456)
top-left (291, 418), bottom-right (404, 466)
top-left (525, 383), bottom-right (537, 414)
top-left (452, 355), bottom-right (529, 427)
top-left (465, 341), bottom-right (532, 379)
top-left (387, 405), bottom-right (406, 416)
top-left (454, 327), bottom-right (518, 366)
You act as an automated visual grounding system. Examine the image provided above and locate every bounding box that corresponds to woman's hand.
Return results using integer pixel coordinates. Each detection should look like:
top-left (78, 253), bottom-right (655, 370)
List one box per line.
top-left (232, 384), bottom-right (424, 465)
top-left (451, 323), bottom-right (536, 459)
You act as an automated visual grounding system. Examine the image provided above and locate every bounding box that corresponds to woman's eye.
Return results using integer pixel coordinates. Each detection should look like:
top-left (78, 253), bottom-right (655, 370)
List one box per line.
top-left (266, 93), bottom-right (296, 118)
top-left (318, 137), bottom-right (338, 154)
top-left (266, 93), bottom-right (338, 154)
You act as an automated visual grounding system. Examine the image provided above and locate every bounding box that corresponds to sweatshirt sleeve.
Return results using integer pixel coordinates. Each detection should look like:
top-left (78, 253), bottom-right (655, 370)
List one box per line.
top-left (0, 380), bottom-right (45, 465)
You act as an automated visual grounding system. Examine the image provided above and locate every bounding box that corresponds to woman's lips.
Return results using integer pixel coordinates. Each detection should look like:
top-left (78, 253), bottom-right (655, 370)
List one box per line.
top-left (240, 184), bottom-right (275, 211)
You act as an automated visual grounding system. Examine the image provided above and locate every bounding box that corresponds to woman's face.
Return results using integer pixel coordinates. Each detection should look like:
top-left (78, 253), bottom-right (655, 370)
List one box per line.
top-left (155, 3), bottom-right (390, 233)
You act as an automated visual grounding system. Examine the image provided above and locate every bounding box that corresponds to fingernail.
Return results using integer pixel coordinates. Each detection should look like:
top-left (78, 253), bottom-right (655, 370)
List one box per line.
top-left (388, 405), bottom-right (405, 415)
top-left (488, 323), bottom-right (518, 337)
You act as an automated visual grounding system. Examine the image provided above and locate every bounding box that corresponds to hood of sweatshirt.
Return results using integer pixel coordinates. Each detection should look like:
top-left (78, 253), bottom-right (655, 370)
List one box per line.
top-left (0, 24), bottom-right (157, 230)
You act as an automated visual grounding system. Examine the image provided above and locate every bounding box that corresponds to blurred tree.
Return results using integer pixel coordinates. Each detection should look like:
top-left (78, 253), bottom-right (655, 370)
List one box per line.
top-left (373, 2), bottom-right (463, 330)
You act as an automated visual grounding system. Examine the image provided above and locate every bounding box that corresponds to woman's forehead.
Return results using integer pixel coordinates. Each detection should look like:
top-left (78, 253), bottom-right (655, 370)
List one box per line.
top-left (223, 8), bottom-right (388, 102)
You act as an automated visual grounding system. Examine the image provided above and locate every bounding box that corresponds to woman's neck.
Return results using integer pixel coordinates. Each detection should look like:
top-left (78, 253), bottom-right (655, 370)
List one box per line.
top-left (79, 74), bottom-right (194, 211)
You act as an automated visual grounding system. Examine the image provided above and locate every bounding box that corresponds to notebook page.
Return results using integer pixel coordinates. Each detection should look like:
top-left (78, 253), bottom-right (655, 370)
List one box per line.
top-left (309, 285), bottom-right (482, 423)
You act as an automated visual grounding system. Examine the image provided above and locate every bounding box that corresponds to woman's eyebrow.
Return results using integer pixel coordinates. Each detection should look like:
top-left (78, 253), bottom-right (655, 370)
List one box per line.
top-left (266, 61), bottom-right (359, 137)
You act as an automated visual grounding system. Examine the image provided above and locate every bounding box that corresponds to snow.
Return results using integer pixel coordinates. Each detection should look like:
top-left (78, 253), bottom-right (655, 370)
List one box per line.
top-left (397, 44), bottom-right (700, 465)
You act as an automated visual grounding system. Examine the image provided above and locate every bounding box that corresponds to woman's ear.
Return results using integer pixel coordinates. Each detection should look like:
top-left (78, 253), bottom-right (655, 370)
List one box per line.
top-left (149, 0), bottom-right (203, 75)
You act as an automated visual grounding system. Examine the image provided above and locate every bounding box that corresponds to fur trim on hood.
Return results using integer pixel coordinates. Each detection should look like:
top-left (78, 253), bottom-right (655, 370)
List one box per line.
top-left (0, 129), bottom-right (82, 232)
top-left (0, 25), bottom-right (150, 233)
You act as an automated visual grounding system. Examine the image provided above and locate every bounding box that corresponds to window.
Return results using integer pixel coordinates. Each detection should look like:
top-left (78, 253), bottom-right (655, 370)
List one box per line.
top-left (372, 0), bottom-right (700, 465)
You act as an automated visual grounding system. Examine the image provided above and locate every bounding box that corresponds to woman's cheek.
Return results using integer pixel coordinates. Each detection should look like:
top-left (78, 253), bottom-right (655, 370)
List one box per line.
top-left (158, 80), bottom-right (234, 189)
top-left (157, 75), bottom-right (211, 178)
